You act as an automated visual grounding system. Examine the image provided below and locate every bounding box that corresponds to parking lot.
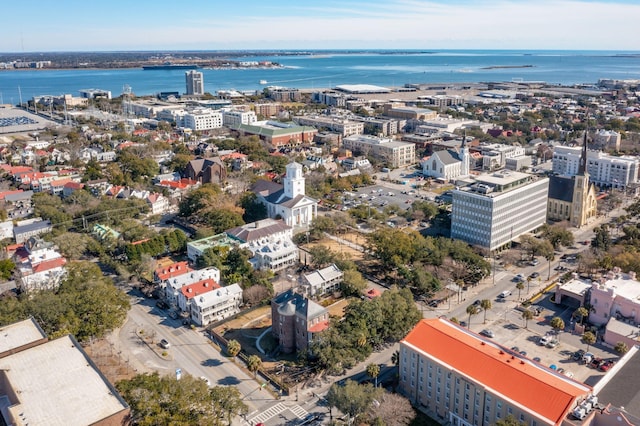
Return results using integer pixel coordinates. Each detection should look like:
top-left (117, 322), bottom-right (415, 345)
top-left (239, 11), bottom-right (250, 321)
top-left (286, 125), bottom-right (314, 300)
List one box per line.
top-left (345, 184), bottom-right (438, 214)
top-left (470, 293), bottom-right (618, 386)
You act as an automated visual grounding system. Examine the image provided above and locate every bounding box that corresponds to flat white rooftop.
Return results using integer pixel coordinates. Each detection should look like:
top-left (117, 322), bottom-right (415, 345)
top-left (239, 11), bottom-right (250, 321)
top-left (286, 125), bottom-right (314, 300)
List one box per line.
top-left (0, 335), bottom-right (128, 426)
top-left (558, 278), bottom-right (591, 297)
top-left (0, 318), bottom-right (45, 355)
top-left (335, 84), bottom-right (391, 94)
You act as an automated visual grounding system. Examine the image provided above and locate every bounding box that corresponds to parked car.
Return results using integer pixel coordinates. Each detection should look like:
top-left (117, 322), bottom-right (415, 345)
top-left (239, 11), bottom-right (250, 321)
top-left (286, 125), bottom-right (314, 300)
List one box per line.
top-left (573, 349), bottom-right (585, 361)
top-left (159, 339), bottom-right (170, 349)
top-left (479, 329), bottom-right (495, 338)
top-left (582, 352), bottom-right (595, 364)
top-left (589, 357), bottom-right (604, 369)
top-left (599, 360), bottom-right (615, 371)
top-left (498, 290), bottom-right (512, 299)
top-left (530, 258), bottom-right (539, 266)
top-left (529, 272), bottom-right (540, 279)
top-left (156, 300), bottom-right (168, 310)
top-left (513, 274), bottom-right (525, 282)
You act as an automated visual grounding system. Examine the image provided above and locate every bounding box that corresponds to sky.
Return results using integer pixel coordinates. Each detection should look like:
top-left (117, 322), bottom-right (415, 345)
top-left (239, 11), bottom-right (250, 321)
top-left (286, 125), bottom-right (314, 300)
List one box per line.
top-left (1, 0), bottom-right (639, 52)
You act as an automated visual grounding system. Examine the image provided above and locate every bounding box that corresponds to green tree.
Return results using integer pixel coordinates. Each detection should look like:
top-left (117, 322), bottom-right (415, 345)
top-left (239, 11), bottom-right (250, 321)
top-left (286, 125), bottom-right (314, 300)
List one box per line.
top-left (582, 331), bottom-right (596, 351)
top-left (550, 316), bottom-right (565, 340)
top-left (0, 259), bottom-right (15, 281)
top-left (540, 224), bottom-right (574, 249)
top-left (210, 385), bottom-right (248, 425)
top-left (307, 245), bottom-right (337, 269)
top-left (116, 372), bottom-right (242, 426)
top-left (522, 309), bottom-right (534, 329)
top-left (247, 355), bottom-right (262, 378)
top-left (496, 414), bottom-right (526, 426)
top-left (516, 281), bottom-right (525, 300)
top-left (466, 304), bottom-right (479, 328)
top-left (326, 380), bottom-right (382, 424)
top-left (480, 299), bottom-right (492, 323)
top-left (239, 192), bottom-right (267, 223)
top-left (591, 225), bottom-right (612, 252)
top-left (614, 341), bottom-right (629, 355)
top-left (573, 307), bottom-right (589, 325)
top-left (366, 363), bottom-right (381, 388)
top-left (226, 340), bottom-right (241, 362)
top-left (117, 148), bottom-right (159, 183)
top-left (341, 268), bottom-right (368, 296)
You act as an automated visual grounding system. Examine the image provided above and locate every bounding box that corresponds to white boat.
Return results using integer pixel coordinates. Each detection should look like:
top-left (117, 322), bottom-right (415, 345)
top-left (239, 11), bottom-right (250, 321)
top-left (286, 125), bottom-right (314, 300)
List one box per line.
top-left (259, 80), bottom-right (267, 85)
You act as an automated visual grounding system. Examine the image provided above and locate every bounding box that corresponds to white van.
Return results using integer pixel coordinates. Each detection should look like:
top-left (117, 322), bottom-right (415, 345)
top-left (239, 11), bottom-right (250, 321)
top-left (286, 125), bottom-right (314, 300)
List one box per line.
top-left (498, 290), bottom-right (512, 299)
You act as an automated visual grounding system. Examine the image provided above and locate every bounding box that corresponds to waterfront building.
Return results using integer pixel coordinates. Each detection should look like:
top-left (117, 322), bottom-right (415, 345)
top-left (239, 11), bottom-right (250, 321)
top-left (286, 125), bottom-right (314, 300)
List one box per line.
top-left (451, 170), bottom-right (549, 251)
top-left (78, 88), bottom-right (112, 99)
top-left (342, 134), bottom-right (416, 168)
top-left (252, 162), bottom-right (318, 228)
top-left (552, 145), bottom-right (638, 189)
top-left (399, 318), bottom-right (592, 426)
top-left (185, 70), bottom-right (204, 95)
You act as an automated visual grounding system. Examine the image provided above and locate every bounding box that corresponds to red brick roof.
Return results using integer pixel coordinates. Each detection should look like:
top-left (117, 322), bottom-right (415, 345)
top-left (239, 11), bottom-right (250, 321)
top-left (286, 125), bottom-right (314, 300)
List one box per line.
top-left (154, 261), bottom-right (192, 281)
top-left (402, 319), bottom-right (591, 425)
top-left (308, 320), bottom-right (329, 333)
top-left (32, 257), bottom-right (67, 273)
top-left (180, 279), bottom-right (220, 299)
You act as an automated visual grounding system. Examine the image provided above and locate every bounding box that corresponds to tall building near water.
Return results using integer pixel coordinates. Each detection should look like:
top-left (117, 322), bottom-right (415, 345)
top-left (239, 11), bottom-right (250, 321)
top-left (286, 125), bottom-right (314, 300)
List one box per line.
top-left (185, 70), bottom-right (204, 95)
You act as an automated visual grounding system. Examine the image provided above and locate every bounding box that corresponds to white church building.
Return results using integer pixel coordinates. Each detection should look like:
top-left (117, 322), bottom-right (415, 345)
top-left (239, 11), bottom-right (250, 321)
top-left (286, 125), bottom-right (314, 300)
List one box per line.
top-left (252, 162), bottom-right (318, 228)
top-left (421, 137), bottom-right (471, 182)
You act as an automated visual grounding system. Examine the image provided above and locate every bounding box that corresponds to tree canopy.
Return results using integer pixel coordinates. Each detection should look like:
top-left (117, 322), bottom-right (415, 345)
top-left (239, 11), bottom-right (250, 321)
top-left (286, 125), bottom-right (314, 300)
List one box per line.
top-left (116, 372), bottom-right (248, 426)
top-left (0, 261), bottom-right (129, 342)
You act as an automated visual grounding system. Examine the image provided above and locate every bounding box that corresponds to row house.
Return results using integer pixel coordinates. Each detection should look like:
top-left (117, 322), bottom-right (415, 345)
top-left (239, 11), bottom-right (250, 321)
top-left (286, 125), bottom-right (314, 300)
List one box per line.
top-left (162, 266), bottom-right (221, 309)
top-left (189, 283), bottom-right (243, 327)
top-left (300, 264), bottom-right (344, 297)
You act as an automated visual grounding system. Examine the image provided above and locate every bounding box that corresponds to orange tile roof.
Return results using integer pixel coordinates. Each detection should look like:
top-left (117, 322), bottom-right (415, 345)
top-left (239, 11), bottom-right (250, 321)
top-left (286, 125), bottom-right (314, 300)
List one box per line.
top-left (155, 261), bottom-right (192, 281)
top-left (32, 257), bottom-right (67, 273)
top-left (180, 279), bottom-right (220, 299)
top-left (308, 320), bottom-right (329, 333)
top-left (402, 319), bottom-right (591, 425)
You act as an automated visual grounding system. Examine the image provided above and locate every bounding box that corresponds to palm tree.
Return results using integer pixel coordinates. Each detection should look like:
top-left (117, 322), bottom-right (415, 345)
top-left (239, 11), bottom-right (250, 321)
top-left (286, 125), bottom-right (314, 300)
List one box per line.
top-left (516, 281), bottom-right (525, 301)
top-left (366, 363), bottom-right (381, 388)
top-left (226, 339), bottom-right (241, 363)
top-left (582, 331), bottom-right (596, 351)
top-left (466, 305), bottom-right (479, 328)
top-left (522, 310), bottom-right (534, 329)
top-left (614, 341), bottom-right (629, 355)
top-left (550, 316), bottom-right (565, 341)
top-left (480, 299), bottom-right (492, 324)
top-left (573, 307), bottom-right (589, 326)
top-left (247, 355), bottom-right (262, 378)
top-left (526, 276), bottom-right (532, 294)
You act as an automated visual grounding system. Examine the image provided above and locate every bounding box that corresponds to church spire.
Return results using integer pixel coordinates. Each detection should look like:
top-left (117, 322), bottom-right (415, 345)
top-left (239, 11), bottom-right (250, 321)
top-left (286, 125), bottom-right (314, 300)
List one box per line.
top-left (461, 130), bottom-right (467, 149)
top-left (578, 117), bottom-right (588, 175)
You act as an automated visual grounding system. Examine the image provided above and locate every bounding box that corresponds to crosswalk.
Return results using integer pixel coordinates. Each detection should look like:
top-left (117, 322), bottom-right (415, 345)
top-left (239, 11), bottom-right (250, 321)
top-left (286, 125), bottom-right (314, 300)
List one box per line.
top-left (246, 401), bottom-right (309, 425)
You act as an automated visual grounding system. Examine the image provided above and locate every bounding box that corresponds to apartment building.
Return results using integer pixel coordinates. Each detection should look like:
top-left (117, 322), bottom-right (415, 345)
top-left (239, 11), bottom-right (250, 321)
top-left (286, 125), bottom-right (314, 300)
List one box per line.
top-left (552, 146), bottom-right (638, 189)
top-left (223, 109), bottom-right (257, 128)
top-left (294, 115), bottom-right (364, 137)
top-left (478, 143), bottom-right (527, 171)
top-left (399, 318), bottom-right (591, 426)
top-left (235, 120), bottom-right (317, 148)
top-left (183, 108), bottom-right (223, 131)
top-left (451, 170), bottom-right (549, 251)
top-left (185, 70), bottom-right (204, 95)
top-left (342, 134), bottom-right (416, 168)
top-left (190, 283), bottom-right (243, 326)
top-left (382, 104), bottom-right (438, 121)
top-left (253, 103), bottom-right (282, 118)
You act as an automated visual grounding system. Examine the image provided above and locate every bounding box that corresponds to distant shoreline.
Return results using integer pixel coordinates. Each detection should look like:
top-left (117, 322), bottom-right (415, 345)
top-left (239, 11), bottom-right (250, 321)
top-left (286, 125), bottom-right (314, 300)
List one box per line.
top-left (480, 65), bottom-right (535, 70)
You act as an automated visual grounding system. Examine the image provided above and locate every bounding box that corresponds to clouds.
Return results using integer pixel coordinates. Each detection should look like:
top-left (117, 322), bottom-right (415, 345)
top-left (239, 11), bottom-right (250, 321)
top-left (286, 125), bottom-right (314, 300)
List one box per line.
top-left (2, 0), bottom-right (639, 51)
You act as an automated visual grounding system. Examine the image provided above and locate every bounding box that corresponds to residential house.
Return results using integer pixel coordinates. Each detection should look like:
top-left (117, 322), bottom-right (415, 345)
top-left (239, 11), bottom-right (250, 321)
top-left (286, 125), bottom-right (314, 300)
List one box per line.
top-left (190, 283), bottom-right (243, 326)
top-left (301, 264), bottom-right (343, 297)
top-left (177, 278), bottom-right (220, 312)
top-left (146, 192), bottom-right (170, 215)
top-left (162, 266), bottom-right (221, 308)
top-left (13, 237), bottom-right (66, 292)
top-left (13, 219), bottom-right (52, 243)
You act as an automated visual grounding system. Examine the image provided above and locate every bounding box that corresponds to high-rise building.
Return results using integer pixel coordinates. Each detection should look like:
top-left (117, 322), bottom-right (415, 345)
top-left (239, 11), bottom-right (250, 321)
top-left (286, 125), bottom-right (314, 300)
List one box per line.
top-left (451, 170), bottom-right (549, 251)
top-left (185, 70), bottom-right (204, 95)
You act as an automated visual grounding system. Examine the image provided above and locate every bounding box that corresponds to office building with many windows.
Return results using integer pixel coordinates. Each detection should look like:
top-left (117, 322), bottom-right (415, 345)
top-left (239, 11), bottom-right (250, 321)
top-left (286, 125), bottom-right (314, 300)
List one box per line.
top-left (451, 170), bottom-right (549, 251)
top-left (342, 134), bottom-right (416, 168)
top-left (399, 319), bottom-right (591, 426)
top-left (185, 70), bottom-right (204, 95)
top-left (552, 146), bottom-right (638, 189)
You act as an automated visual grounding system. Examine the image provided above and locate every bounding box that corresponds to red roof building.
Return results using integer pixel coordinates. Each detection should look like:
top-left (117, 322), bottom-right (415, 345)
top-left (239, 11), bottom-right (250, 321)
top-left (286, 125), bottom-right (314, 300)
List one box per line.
top-left (399, 318), bottom-right (592, 425)
top-left (153, 261), bottom-right (192, 283)
top-left (179, 278), bottom-right (220, 300)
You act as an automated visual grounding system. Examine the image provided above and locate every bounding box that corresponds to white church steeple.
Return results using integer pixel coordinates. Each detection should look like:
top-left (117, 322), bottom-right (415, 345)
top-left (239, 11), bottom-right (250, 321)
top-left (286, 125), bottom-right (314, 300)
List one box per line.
top-left (284, 162), bottom-right (305, 199)
top-left (460, 132), bottom-right (470, 177)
